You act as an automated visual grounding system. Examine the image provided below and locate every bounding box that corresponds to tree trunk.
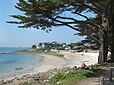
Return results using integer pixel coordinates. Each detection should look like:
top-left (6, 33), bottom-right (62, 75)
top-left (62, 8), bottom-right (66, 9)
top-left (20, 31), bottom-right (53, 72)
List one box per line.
top-left (98, 29), bottom-right (108, 64)
top-left (110, 20), bottom-right (114, 61)
top-left (110, 38), bottom-right (114, 61)
top-left (109, 1), bottom-right (114, 62)
top-left (98, 43), bottom-right (104, 64)
top-left (103, 30), bottom-right (108, 62)
top-left (98, 15), bottom-right (108, 65)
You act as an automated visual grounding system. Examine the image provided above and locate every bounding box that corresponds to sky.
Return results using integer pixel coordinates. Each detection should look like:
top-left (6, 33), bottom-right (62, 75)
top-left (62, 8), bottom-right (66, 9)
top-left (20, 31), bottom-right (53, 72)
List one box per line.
top-left (0, 0), bottom-right (84, 47)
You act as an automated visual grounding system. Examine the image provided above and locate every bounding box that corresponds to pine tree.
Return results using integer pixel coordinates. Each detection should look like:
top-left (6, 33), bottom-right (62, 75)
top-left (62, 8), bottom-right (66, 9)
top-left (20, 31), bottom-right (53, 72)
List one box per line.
top-left (8, 0), bottom-right (114, 64)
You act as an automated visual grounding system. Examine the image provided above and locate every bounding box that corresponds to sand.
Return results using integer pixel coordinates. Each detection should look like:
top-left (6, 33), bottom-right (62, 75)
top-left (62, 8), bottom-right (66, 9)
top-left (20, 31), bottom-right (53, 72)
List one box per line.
top-left (33, 51), bottom-right (99, 73)
top-left (0, 51), bottom-right (99, 81)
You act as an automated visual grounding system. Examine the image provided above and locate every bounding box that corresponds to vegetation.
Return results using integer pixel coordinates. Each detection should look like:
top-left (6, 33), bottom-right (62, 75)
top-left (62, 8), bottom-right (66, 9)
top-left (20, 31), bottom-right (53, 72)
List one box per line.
top-left (38, 42), bottom-right (64, 50)
top-left (45, 52), bottom-right (64, 57)
top-left (22, 82), bottom-right (31, 85)
top-left (48, 70), bottom-right (94, 85)
top-left (32, 45), bottom-right (37, 49)
top-left (31, 41), bottom-right (95, 52)
top-left (8, 0), bottom-right (114, 64)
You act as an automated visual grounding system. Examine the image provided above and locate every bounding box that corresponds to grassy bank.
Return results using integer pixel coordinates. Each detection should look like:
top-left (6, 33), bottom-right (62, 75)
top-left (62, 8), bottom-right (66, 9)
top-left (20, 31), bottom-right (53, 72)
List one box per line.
top-left (22, 82), bottom-right (31, 85)
top-left (45, 52), bottom-right (64, 57)
top-left (48, 70), bottom-right (94, 85)
top-left (21, 69), bottom-right (95, 85)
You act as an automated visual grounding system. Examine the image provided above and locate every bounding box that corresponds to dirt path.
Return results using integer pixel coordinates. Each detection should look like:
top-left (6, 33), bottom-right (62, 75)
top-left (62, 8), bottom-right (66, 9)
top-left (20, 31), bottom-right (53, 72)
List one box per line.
top-left (76, 77), bottom-right (100, 85)
top-left (76, 65), bottom-right (114, 85)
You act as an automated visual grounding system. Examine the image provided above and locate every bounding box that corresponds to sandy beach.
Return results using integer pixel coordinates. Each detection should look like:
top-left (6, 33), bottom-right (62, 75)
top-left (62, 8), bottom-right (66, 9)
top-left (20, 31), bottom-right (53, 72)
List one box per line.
top-left (0, 50), bottom-right (99, 82)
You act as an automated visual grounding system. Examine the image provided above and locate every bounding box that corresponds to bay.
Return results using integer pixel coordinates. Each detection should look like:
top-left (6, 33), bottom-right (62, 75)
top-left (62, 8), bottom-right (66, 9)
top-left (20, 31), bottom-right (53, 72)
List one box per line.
top-left (0, 47), bottom-right (43, 73)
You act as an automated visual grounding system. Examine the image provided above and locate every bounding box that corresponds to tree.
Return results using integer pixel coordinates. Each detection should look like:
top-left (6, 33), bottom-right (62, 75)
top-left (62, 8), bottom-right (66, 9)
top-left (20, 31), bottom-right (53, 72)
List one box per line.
top-left (8, 0), bottom-right (114, 64)
top-left (75, 17), bottom-right (100, 50)
top-left (38, 42), bottom-right (43, 47)
top-left (32, 45), bottom-right (37, 49)
top-left (81, 37), bottom-right (99, 50)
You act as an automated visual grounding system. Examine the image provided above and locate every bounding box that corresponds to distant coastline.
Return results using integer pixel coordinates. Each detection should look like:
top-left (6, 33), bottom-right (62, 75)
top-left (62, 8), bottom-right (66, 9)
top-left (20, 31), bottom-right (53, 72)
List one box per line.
top-left (0, 47), bottom-right (29, 54)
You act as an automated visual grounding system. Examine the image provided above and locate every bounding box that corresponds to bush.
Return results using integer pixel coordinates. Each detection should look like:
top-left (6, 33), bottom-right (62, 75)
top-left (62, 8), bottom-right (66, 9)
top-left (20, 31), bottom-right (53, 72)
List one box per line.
top-left (22, 82), bottom-right (31, 85)
top-left (32, 45), bottom-right (37, 49)
top-left (48, 70), bottom-right (94, 85)
top-left (48, 71), bottom-right (66, 85)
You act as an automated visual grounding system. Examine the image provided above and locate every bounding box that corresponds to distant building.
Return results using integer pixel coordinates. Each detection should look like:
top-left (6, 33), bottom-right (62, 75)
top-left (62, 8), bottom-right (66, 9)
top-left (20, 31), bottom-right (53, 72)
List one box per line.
top-left (65, 46), bottom-right (71, 50)
top-left (37, 43), bottom-right (45, 49)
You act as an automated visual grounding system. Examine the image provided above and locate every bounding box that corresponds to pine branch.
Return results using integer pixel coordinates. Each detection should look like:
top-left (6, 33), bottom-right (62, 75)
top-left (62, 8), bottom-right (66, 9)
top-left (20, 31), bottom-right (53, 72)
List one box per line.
top-left (76, 0), bottom-right (102, 17)
top-left (75, 12), bottom-right (100, 29)
top-left (88, 0), bottom-right (105, 12)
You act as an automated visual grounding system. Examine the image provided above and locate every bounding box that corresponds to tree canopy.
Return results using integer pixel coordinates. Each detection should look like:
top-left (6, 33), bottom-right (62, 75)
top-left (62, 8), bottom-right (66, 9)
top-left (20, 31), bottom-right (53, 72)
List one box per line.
top-left (8, 0), bottom-right (111, 44)
top-left (8, 0), bottom-right (114, 64)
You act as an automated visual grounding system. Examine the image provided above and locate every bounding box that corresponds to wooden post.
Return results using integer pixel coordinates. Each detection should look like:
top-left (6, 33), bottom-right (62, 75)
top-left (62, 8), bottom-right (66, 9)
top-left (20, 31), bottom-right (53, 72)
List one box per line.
top-left (109, 68), bottom-right (112, 82)
top-left (100, 76), bottom-right (104, 85)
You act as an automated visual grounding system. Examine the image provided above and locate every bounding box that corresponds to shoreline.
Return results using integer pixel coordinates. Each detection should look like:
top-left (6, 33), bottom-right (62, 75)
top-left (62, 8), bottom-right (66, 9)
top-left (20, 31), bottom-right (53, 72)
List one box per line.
top-left (0, 53), bottom-right (45, 81)
top-left (0, 50), bottom-right (99, 84)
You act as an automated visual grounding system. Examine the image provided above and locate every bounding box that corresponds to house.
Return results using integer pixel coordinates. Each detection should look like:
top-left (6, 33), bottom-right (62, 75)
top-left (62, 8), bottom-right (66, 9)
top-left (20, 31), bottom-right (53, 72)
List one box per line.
top-left (65, 46), bottom-right (71, 50)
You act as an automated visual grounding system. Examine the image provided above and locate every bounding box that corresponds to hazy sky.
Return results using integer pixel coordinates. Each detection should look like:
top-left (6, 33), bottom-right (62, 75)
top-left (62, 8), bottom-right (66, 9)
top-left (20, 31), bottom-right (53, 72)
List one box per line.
top-left (0, 0), bottom-right (84, 47)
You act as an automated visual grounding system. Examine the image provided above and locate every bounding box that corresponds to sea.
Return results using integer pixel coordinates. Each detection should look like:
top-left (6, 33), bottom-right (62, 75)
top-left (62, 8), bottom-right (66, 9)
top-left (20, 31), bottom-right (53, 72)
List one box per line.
top-left (0, 47), bottom-right (43, 73)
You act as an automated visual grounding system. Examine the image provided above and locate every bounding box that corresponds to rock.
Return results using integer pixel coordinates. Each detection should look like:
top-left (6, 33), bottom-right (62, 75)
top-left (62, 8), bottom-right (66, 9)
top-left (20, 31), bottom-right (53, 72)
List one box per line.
top-left (15, 67), bottom-right (23, 71)
top-left (73, 66), bottom-right (77, 70)
top-left (2, 81), bottom-right (7, 85)
top-left (81, 54), bottom-right (84, 56)
top-left (43, 80), bottom-right (49, 83)
top-left (81, 63), bottom-right (88, 69)
top-left (34, 76), bottom-right (40, 81)
top-left (89, 65), bottom-right (94, 69)
top-left (0, 81), bottom-right (3, 85)
top-left (7, 80), bottom-right (13, 83)
top-left (94, 63), bottom-right (100, 67)
top-left (15, 77), bottom-right (20, 80)
top-left (62, 67), bottom-right (71, 72)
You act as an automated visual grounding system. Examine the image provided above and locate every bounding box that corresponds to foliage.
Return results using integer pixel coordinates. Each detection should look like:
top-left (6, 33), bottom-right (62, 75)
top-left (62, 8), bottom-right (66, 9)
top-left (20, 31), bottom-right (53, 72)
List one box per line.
top-left (48, 71), bottom-right (66, 85)
top-left (8, 0), bottom-right (103, 41)
top-left (48, 70), bottom-right (94, 85)
top-left (22, 82), bottom-right (31, 85)
top-left (8, 0), bottom-right (114, 64)
top-left (38, 42), bottom-right (63, 50)
top-left (46, 52), bottom-right (64, 57)
top-left (32, 45), bottom-right (37, 49)
top-left (8, 0), bottom-right (106, 51)
top-left (33, 41), bottom-right (96, 52)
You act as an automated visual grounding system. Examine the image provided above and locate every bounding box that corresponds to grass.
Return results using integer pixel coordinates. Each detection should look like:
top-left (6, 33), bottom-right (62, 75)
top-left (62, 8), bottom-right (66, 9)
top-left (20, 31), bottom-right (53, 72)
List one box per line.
top-left (46, 52), bottom-right (64, 57)
top-left (36, 49), bottom-right (64, 57)
top-left (48, 70), bottom-right (94, 85)
top-left (22, 82), bottom-right (31, 85)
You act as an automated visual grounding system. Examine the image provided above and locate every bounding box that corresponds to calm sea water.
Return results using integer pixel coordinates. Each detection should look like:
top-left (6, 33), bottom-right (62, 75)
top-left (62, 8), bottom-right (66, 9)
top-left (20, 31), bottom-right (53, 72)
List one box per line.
top-left (0, 47), bottom-right (28, 53)
top-left (0, 47), bottom-right (43, 73)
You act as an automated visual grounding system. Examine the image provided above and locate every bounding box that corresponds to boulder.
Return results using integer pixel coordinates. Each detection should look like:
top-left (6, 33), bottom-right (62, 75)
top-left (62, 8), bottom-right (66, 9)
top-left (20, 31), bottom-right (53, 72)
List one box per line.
top-left (81, 63), bottom-right (88, 69)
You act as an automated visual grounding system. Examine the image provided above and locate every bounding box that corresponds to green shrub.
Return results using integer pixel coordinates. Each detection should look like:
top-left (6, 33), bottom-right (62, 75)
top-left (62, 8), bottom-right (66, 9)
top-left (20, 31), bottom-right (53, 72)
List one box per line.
top-left (22, 82), bottom-right (31, 85)
top-left (47, 53), bottom-right (64, 57)
top-left (48, 70), bottom-right (94, 85)
top-left (48, 71), bottom-right (66, 85)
